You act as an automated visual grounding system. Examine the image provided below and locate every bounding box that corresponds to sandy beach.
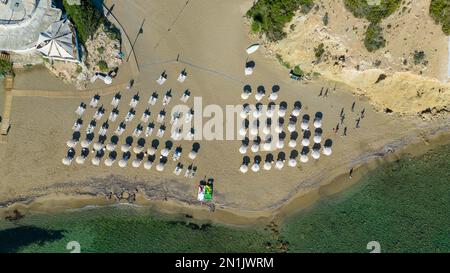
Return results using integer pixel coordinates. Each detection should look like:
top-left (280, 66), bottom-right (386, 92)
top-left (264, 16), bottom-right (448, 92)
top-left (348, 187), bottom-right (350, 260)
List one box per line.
top-left (0, 0), bottom-right (449, 226)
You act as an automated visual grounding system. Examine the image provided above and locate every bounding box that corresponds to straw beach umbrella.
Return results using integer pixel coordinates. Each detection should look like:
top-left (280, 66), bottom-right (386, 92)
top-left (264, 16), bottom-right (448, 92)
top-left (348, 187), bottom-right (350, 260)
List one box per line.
top-left (157, 124), bottom-right (166, 138)
top-left (180, 89), bottom-right (191, 103)
top-left (323, 139), bottom-right (333, 156)
top-left (121, 136), bottom-right (134, 152)
top-left (141, 108), bottom-right (151, 123)
top-left (241, 85), bottom-right (252, 100)
top-left (118, 151), bottom-right (131, 168)
top-left (104, 151), bottom-right (117, 167)
top-left (133, 138), bottom-right (146, 154)
top-left (278, 101), bottom-right (288, 117)
top-left (289, 131), bottom-right (298, 148)
top-left (162, 89), bottom-right (172, 106)
top-left (288, 150), bottom-right (299, 167)
top-left (255, 86), bottom-right (265, 101)
top-left (89, 94), bottom-right (100, 108)
top-left (144, 154), bottom-right (156, 170)
top-left (264, 154), bottom-right (274, 171)
top-left (145, 122), bottom-right (155, 138)
top-left (62, 148), bottom-right (76, 166)
top-left (312, 143), bottom-right (321, 160)
top-left (125, 108), bottom-right (136, 123)
top-left (275, 152), bottom-right (286, 170)
top-left (239, 137), bottom-right (249, 154)
top-left (148, 92), bottom-right (158, 106)
top-left (177, 69), bottom-right (188, 83)
top-left (129, 93), bottom-right (140, 108)
top-left (75, 102), bottom-right (86, 116)
top-left (147, 139), bottom-right (160, 156)
top-left (109, 107), bottom-right (119, 122)
top-left (314, 128), bottom-right (323, 144)
top-left (111, 92), bottom-right (121, 108)
top-left (269, 85), bottom-right (280, 101)
top-left (115, 122), bottom-right (126, 136)
top-left (81, 133), bottom-right (94, 148)
top-left (292, 101), bottom-right (302, 117)
top-left (172, 146), bottom-right (183, 161)
top-left (301, 114), bottom-right (310, 131)
top-left (300, 147), bottom-right (309, 163)
top-left (67, 131), bottom-right (81, 148)
top-left (314, 112), bottom-right (323, 129)
top-left (251, 155), bottom-right (262, 172)
top-left (156, 71), bottom-right (168, 85)
top-left (276, 132), bottom-right (286, 149)
top-left (93, 105), bottom-right (105, 121)
top-left (267, 102), bottom-right (276, 118)
top-left (302, 130), bottom-right (311, 147)
top-left (189, 142), bottom-right (201, 160)
top-left (240, 156), bottom-right (251, 173)
top-left (133, 124), bottom-right (144, 138)
top-left (173, 163), bottom-right (184, 176)
top-left (132, 152), bottom-right (145, 168)
top-left (106, 135), bottom-right (119, 151)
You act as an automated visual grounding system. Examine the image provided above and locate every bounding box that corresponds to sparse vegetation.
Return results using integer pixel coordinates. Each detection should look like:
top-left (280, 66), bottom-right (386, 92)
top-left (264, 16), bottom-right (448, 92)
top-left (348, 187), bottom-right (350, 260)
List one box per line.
top-left (247, 0), bottom-right (315, 41)
top-left (343, 0), bottom-right (401, 51)
top-left (276, 54), bottom-right (291, 69)
top-left (0, 59), bottom-right (13, 76)
top-left (292, 65), bottom-right (304, 76)
top-left (62, 0), bottom-right (104, 45)
top-left (323, 12), bottom-right (329, 26)
top-left (364, 23), bottom-right (386, 52)
top-left (429, 0), bottom-right (450, 35)
top-left (314, 43), bottom-right (325, 62)
top-left (97, 46), bottom-right (105, 54)
top-left (413, 50), bottom-right (426, 65)
top-left (97, 60), bottom-right (109, 72)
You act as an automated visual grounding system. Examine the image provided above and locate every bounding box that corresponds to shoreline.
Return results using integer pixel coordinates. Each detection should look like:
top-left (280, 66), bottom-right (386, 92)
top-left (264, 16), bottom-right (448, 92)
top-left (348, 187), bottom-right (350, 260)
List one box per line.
top-left (1, 124), bottom-right (449, 227)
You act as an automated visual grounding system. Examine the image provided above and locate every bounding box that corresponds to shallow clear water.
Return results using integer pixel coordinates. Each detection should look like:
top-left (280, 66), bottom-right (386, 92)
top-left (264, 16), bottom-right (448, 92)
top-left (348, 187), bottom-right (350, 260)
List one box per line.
top-left (0, 144), bottom-right (449, 253)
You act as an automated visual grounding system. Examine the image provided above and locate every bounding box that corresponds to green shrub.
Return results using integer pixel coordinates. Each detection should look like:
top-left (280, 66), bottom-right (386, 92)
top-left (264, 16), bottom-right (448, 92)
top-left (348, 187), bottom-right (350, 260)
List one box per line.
top-left (429, 0), bottom-right (450, 35)
top-left (63, 0), bottom-right (105, 45)
top-left (344, 0), bottom-right (400, 51)
top-left (292, 65), bottom-right (304, 76)
top-left (364, 23), bottom-right (386, 52)
top-left (276, 54), bottom-right (291, 69)
top-left (0, 59), bottom-right (12, 76)
top-left (97, 46), bottom-right (105, 54)
top-left (247, 0), bottom-right (315, 41)
top-left (314, 43), bottom-right (325, 61)
top-left (97, 60), bottom-right (109, 72)
top-left (413, 50), bottom-right (426, 65)
top-left (323, 12), bottom-right (329, 26)
top-left (343, 0), bottom-right (401, 23)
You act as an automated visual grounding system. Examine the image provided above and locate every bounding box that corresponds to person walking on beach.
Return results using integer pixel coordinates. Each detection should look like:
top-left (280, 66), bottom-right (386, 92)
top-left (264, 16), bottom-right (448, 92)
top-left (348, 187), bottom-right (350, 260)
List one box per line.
top-left (340, 114), bottom-right (345, 125)
top-left (340, 107), bottom-right (344, 117)
top-left (351, 101), bottom-right (356, 112)
top-left (319, 87), bottom-right (323, 97)
top-left (349, 168), bottom-right (353, 179)
top-left (361, 108), bottom-right (365, 119)
top-left (324, 88), bottom-right (329, 98)
top-left (343, 126), bottom-right (347, 136)
top-left (335, 123), bottom-right (340, 133)
top-left (356, 118), bottom-right (361, 128)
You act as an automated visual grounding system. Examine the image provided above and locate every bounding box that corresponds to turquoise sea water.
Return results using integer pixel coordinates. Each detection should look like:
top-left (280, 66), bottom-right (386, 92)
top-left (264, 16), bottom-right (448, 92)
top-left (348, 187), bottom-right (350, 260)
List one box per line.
top-left (0, 144), bottom-right (449, 253)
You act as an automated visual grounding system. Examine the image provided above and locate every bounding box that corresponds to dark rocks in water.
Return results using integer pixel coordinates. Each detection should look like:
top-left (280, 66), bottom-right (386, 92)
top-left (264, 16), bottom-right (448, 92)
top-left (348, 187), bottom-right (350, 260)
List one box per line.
top-left (4, 210), bottom-right (24, 221)
top-left (375, 74), bottom-right (387, 84)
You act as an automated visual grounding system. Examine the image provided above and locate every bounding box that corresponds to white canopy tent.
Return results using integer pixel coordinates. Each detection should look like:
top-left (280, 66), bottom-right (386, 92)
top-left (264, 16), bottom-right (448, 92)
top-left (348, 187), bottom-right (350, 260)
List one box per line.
top-left (36, 19), bottom-right (80, 62)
